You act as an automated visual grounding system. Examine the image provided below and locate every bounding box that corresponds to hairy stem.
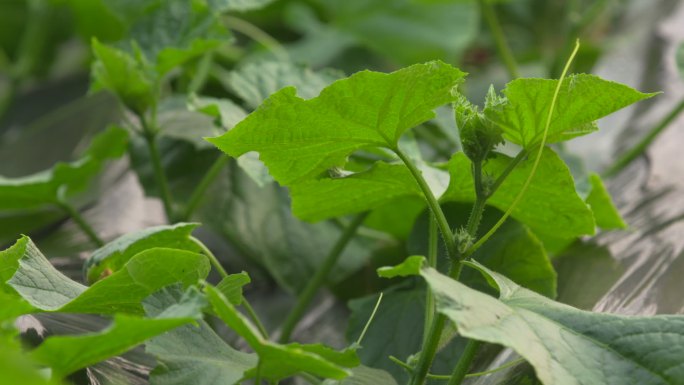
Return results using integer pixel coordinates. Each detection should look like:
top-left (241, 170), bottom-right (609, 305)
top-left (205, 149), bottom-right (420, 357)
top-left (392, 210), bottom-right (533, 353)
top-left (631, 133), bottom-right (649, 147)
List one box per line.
top-left (478, 0), bottom-right (520, 79)
top-left (190, 236), bottom-right (269, 338)
top-left (426, 358), bottom-right (527, 380)
top-left (394, 149), bottom-right (458, 261)
top-left (140, 115), bottom-right (176, 223)
top-left (56, 200), bottom-right (104, 247)
top-left (604, 96), bottom-right (684, 178)
top-left (447, 340), bottom-right (482, 385)
top-left (182, 154), bottom-right (230, 220)
top-left (278, 212), bottom-right (369, 343)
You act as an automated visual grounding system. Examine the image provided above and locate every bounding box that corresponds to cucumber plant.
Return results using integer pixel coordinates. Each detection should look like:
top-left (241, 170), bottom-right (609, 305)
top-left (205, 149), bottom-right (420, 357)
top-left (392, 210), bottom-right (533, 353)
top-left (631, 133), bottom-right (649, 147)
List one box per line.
top-left (1, 1), bottom-right (683, 385)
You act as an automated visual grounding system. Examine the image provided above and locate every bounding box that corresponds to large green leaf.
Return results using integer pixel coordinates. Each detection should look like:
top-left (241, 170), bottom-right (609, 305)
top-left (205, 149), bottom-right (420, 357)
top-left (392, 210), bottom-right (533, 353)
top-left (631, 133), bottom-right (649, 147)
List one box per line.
top-left (225, 61), bottom-right (344, 109)
top-left (205, 285), bottom-right (359, 381)
top-left (84, 222), bottom-right (202, 284)
top-left (30, 286), bottom-right (205, 380)
top-left (144, 286), bottom-right (256, 385)
top-left (4, 236), bottom-right (209, 315)
top-left (0, 126), bottom-right (128, 210)
top-left (199, 160), bottom-right (382, 294)
top-left (484, 74), bottom-right (657, 148)
top-left (442, 149), bottom-right (595, 239)
top-left (404, 259), bottom-right (684, 385)
top-left (208, 61), bottom-right (465, 185)
top-left (290, 163), bottom-right (421, 221)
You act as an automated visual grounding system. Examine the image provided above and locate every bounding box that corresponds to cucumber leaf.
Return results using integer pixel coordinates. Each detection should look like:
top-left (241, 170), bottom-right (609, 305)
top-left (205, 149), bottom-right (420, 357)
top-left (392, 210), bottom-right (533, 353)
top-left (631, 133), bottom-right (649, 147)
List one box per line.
top-left (442, 149), bottom-right (595, 239)
top-left (290, 163), bottom-right (421, 221)
top-left (144, 285), bottom-right (256, 385)
top-left (3, 236), bottom-right (209, 315)
top-left (84, 222), bottom-right (202, 284)
top-left (0, 126), bottom-right (128, 210)
top-left (216, 272), bottom-right (250, 306)
top-left (400, 258), bottom-right (684, 385)
top-left (224, 61), bottom-right (343, 109)
top-left (484, 74), bottom-right (657, 148)
top-left (208, 61), bottom-right (465, 185)
top-left (30, 286), bottom-right (205, 380)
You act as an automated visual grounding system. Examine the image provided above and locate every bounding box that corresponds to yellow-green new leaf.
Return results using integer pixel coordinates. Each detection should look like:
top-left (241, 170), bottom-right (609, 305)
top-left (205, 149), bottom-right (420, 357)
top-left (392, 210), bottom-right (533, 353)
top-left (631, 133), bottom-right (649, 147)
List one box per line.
top-left (485, 74), bottom-right (657, 148)
top-left (208, 61), bottom-right (465, 185)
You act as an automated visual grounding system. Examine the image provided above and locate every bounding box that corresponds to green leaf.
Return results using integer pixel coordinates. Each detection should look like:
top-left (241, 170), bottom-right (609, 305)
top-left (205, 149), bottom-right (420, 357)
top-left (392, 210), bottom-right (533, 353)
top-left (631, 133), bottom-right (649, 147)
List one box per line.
top-left (144, 285), bottom-right (256, 385)
top-left (442, 149), bottom-right (595, 239)
top-left (91, 39), bottom-right (157, 114)
top-left (377, 255), bottom-right (425, 278)
top-left (216, 272), bottom-right (250, 306)
top-left (322, 365), bottom-right (398, 385)
top-left (30, 287), bottom-right (205, 380)
top-left (189, 94), bottom-right (248, 130)
top-left (484, 74), bottom-right (657, 148)
top-left (205, 285), bottom-right (359, 381)
top-left (290, 163), bottom-right (421, 221)
top-left (224, 61), bottom-right (344, 109)
top-left (84, 222), bottom-right (202, 284)
top-left (420, 261), bottom-right (684, 385)
top-left (0, 236), bottom-right (28, 294)
top-left (0, 292), bottom-right (33, 321)
top-left (208, 61), bottom-right (465, 185)
top-left (0, 333), bottom-right (62, 385)
top-left (0, 126), bottom-right (129, 210)
top-left (6, 238), bottom-right (209, 314)
top-left (586, 173), bottom-right (627, 229)
top-left (200, 153), bottom-right (383, 294)
top-left (310, 0), bottom-right (478, 66)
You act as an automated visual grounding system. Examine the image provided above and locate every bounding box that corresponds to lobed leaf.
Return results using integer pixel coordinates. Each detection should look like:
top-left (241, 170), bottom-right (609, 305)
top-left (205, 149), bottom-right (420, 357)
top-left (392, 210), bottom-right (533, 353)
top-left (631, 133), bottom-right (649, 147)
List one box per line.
top-left (484, 74), bottom-right (657, 148)
top-left (420, 261), bottom-right (684, 385)
top-left (215, 272), bottom-right (251, 305)
top-left (442, 149), bottom-right (596, 239)
top-left (3, 237), bottom-right (209, 315)
top-left (208, 61), bottom-right (465, 185)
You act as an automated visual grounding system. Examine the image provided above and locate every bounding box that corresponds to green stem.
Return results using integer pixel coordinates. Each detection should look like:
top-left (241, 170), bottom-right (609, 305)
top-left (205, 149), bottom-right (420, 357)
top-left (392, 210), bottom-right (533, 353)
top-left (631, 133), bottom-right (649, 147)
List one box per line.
top-left (278, 212), bottom-right (369, 343)
top-left (254, 360), bottom-right (263, 385)
top-left (190, 236), bottom-right (269, 338)
top-left (487, 149), bottom-right (527, 196)
top-left (423, 213), bottom-right (438, 346)
top-left (182, 154), bottom-right (230, 220)
top-left (447, 340), bottom-right (482, 385)
top-left (478, 0), bottom-right (520, 79)
top-left (56, 200), bottom-right (104, 247)
top-left (187, 52), bottom-right (213, 94)
top-left (604, 96), bottom-right (684, 178)
top-left (140, 115), bottom-right (176, 223)
top-left (394, 149), bottom-right (458, 261)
